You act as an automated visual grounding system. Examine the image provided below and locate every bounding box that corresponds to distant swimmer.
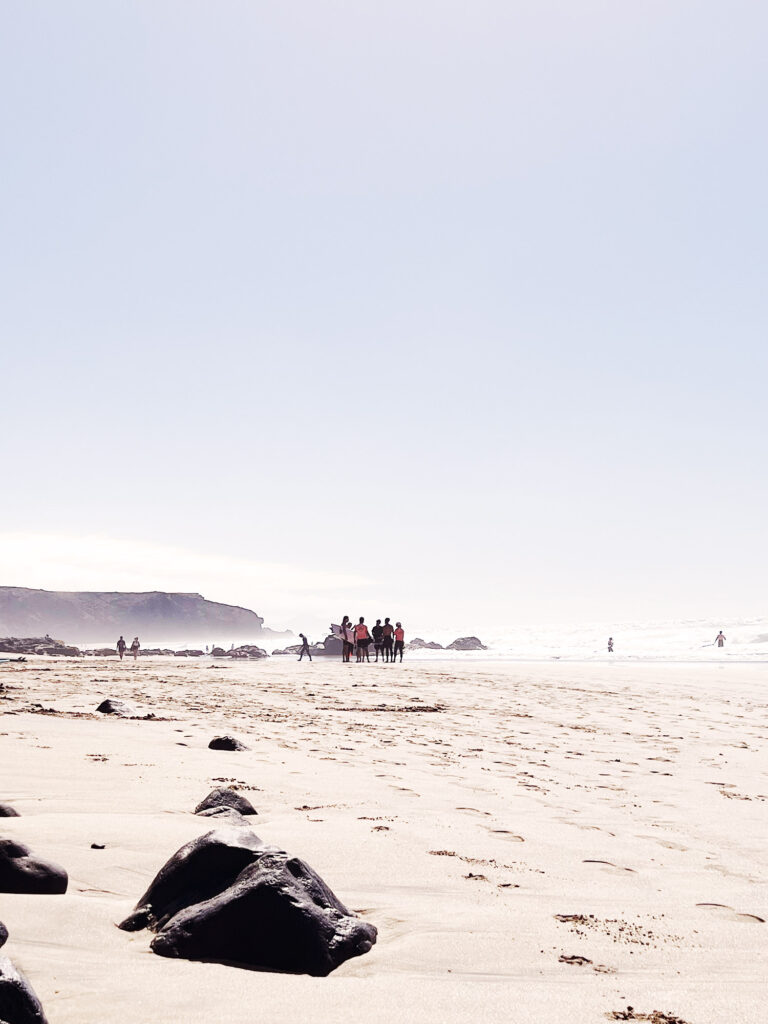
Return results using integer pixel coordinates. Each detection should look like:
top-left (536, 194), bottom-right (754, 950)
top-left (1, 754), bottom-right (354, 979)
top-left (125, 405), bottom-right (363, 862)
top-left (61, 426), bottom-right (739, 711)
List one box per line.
top-left (372, 619), bottom-right (384, 662)
top-left (298, 633), bottom-right (312, 662)
top-left (393, 622), bottom-right (405, 662)
top-left (354, 617), bottom-right (371, 662)
top-left (130, 636), bottom-right (140, 661)
top-left (715, 630), bottom-right (726, 648)
top-left (340, 615), bottom-right (354, 663)
top-left (381, 618), bottom-right (394, 662)
top-left (117, 636), bottom-right (126, 660)
top-left (607, 637), bottom-right (614, 653)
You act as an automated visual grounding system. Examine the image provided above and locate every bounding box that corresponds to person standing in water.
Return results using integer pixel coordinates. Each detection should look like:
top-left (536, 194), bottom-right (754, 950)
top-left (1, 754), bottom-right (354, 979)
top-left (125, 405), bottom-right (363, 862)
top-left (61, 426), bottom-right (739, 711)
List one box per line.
top-left (715, 630), bottom-right (726, 648)
top-left (130, 636), bottom-right (140, 661)
top-left (381, 618), bottom-right (394, 662)
top-left (340, 615), bottom-right (354, 663)
top-left (372, 619), bottom-right (384, 661)
top-left (354, 617), bottom-right (371, 662)
top-left (607, 637), bottom-right (614, 653)
top-left (116, 636), bottom-right (126, 660)
top-left (298, 633), bottom-right (312, 661)
top-left (393, 622), bottom-right (405, 662)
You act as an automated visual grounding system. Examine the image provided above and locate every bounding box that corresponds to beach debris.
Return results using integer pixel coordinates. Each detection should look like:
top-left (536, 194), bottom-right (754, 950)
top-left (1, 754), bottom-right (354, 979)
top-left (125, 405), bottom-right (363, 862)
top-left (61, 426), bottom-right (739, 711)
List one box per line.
top-left (0, 803), bottom-right (20, 817)
top-left (446, 636), bottom-right (487, 651)
top-left (118, 826), bottom-right (377, 975)
top-left (0, 955), bottom-right (49, 1023)
top-left (0, 921), bottom-right (7, 948)
top-left (96, 699), bottom-right (134, 717)
top-left (208, 736), bottom-right (250, 751)
top-left (559, 953), bottom-right (592, 965)
top-left (194, 788), bottom-right (257, 816)
top-left (0, 840), bottom-right (68, 895)
top-left (90, 843), bottom-right (105, 850)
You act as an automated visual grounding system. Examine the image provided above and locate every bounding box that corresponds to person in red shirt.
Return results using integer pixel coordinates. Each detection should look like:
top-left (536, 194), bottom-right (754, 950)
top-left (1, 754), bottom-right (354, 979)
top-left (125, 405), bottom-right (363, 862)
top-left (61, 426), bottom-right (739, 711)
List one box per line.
top-left (354, 617), bottom-right (371, 662)
top-left (393, 622), bottom-right (405, 662)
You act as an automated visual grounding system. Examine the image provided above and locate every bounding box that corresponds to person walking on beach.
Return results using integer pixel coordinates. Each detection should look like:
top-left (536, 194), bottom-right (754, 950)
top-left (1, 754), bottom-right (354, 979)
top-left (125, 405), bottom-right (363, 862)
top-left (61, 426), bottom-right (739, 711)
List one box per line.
top-left (354, 617), bottom-right (371, 662)
top-left (381, 618), bottom-right (394, 662)
top-left (715, 630), bottom-right (726, 648)
top-left (340, 615), bottom-right (354, 663)
top-left (372, 619), bottom-right (384, 661)
top-left (116, 636), bottom-right (126, 660)
top-left (298, 633), bottom-right (312, 662)
top-left (607, 637), bottom-right (614, 653)
top-left (393, 622), bottom-right (405, 662)
top-left (130, 636), bottom-right (140, 661)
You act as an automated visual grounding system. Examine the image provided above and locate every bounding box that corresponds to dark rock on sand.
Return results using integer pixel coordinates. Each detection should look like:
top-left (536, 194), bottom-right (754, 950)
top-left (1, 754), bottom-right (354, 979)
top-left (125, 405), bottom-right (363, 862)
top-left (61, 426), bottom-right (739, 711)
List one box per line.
top-left (195, 788), bottom-right (257, 816)
top-left (0, 840), bottom-right (68, 895)
top-left (0, 922), bottom-right (7, 948)
top-left (96, 699), bottom-right (134, 717)
top-left (0, 956), bottom-right (49, 1024)
top-left (446, 636), bottom-right (487, 651)
top-left (196, 807), bottom-right (252, 826)
top-left (0, 804), bottom-right (20, 817)
top-left (208, 736), bottom-right (250, 751)
top-left (118, 826), bottom-right (377, 976)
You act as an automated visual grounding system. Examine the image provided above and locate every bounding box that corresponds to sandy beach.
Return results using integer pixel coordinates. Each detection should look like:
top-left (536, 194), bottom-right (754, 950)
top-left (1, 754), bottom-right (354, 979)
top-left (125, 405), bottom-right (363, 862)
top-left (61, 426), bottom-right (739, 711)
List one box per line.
top-left (1, 656), bottom-right (766, 1023)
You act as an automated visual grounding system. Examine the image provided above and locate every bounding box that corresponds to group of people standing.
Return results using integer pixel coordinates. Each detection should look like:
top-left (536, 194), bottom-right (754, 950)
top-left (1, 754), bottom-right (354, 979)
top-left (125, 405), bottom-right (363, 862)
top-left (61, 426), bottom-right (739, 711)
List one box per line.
top-left (340, 616), bottom-right (405, 663)
top-left (116, 635), bottom-right (140, 660)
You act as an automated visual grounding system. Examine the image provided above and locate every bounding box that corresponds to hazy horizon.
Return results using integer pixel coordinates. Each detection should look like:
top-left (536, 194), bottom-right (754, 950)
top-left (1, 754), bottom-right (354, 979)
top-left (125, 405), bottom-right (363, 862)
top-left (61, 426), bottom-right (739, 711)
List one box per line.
top-left (2, 3), bottom-right (765, 633)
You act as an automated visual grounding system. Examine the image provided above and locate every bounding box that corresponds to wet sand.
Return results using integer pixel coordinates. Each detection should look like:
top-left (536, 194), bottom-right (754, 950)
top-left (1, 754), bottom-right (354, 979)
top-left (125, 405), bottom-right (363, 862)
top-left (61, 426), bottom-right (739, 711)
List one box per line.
top-left (1, 657), bottom-right (766, 1023)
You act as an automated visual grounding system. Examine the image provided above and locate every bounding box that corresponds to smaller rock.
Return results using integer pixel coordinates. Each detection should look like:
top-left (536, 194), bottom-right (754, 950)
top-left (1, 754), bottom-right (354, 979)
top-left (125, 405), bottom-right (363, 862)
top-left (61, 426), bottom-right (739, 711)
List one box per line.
top-left (208, 736), bottom-right (250, 751)
top-left (90, 844), bottom-right (105, 850)
top-left (0, 840), bottom-right (68, 895)
top-left (195, 788), bottom-right (257, 816)
top-left (406, 638), bottom-right (444, 650)
top-left (0, 921), bottom-right (7, 948)
top-left (96, 699), bottom-right (134, 717)
top-left (446, 636), bottom-right (487, 651)
top-left (196, 807), bottom-right (251, 826)
top-left (0, 955), bottom-right (49, 1023)
top-left (0, 804), bottom-right (20, 818)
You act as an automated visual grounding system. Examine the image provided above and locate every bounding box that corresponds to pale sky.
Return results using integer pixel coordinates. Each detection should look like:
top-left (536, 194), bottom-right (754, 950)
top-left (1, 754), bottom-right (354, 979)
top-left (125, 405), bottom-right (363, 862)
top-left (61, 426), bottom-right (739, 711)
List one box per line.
top-left (1, 2), bottom-right (766, 637)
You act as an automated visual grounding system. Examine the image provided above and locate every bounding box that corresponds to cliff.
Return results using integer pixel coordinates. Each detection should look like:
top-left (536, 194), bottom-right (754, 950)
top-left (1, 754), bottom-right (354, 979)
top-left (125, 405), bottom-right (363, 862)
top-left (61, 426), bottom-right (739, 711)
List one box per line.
top-left (0, 587), bottom-right (286, 642)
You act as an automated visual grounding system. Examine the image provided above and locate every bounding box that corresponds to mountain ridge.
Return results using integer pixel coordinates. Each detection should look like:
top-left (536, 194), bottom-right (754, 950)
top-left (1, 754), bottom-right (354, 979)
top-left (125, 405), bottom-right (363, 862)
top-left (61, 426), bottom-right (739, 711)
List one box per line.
top-left (0, 586), bottom-right (289, 642)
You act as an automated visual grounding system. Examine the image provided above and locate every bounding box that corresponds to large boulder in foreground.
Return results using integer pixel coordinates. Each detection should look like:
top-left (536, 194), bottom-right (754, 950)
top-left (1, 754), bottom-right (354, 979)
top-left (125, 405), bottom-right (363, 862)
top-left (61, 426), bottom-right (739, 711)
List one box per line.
top-left (0, 921), bottom-right (7, 948)
top-left (0, 840), bottom-right (67, 895)
top-left (0, 803), bottom-right (20, 817)
top-left (208, 736), bottom-right (249, 751)
top-left (0, 956), bottom-right (48, 1023)
top-left (446, 636), bottom-right (487, 651)
top-left (118, 826), bottom-right (376, 976)
top-left (195, 788), bottom-right (257, 817)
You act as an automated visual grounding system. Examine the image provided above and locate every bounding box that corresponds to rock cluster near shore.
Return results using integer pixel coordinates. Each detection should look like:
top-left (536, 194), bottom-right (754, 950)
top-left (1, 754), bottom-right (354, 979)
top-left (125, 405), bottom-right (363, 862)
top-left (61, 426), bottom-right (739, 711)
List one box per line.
top-left (0, 637), bottom-right (80, 657)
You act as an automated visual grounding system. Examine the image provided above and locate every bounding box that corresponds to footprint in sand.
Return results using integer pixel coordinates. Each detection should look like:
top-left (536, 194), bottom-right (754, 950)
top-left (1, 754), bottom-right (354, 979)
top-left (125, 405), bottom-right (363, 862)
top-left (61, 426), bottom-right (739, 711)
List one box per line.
top-left (696, 903), bottom-right (765, 924)
top-left (487, 828), bottom-right (524, 842)
top-left (455, 807), bottom-right (492, 817)
top-left (583, 859), bottom-right (637, 874)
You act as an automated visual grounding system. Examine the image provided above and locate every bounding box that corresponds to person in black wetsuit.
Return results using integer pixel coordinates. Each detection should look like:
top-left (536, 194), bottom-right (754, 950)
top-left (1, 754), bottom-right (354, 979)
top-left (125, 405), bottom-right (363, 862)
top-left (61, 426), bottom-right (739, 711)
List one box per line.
top-left (372, 619), bottom-right (384, 661)
top-left (298, 634), bottom-right (312, 661)
top-left (381, 618), bottom-right (394, 662)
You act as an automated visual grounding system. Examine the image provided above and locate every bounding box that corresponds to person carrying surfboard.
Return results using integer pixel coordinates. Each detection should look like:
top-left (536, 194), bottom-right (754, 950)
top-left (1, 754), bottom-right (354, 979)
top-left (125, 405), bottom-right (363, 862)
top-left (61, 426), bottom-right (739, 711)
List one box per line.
top-left (354, 618), bottom-right (371, 662)
top-left (340, 616), bottom-right (354, 662)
